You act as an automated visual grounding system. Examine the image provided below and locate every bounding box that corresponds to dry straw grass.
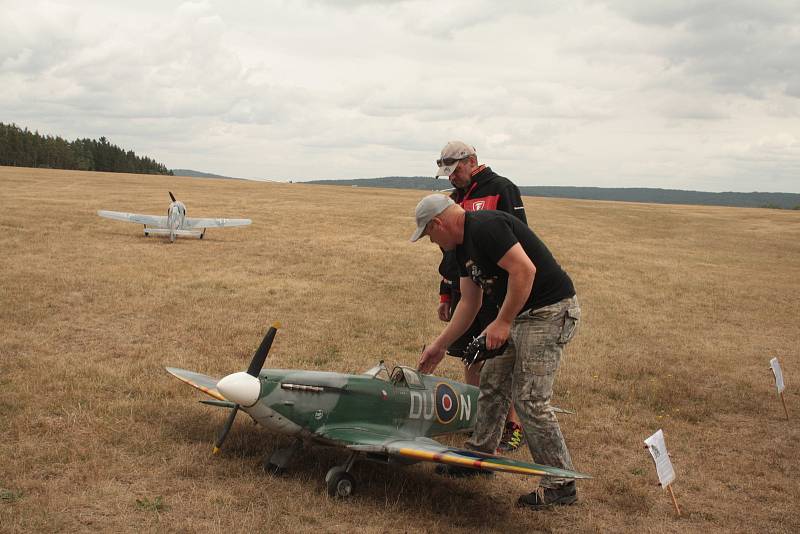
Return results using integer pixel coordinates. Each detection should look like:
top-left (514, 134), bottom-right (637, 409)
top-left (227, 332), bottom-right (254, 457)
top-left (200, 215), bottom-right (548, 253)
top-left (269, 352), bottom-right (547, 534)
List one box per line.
top-left (1, 166), bottom-right (798, 533)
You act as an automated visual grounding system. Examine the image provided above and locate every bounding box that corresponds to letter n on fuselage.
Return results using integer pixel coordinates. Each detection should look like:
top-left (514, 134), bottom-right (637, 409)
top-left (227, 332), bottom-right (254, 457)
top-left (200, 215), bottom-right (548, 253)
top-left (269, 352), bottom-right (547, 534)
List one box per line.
top-left (459, 394), bottom-right (471, 421)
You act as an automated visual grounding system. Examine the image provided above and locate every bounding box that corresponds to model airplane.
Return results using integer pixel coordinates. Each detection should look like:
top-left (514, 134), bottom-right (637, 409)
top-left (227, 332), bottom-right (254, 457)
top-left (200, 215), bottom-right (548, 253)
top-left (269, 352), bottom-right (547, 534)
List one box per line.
top-left (166, 323), bottom-right (590, 498)
top-left (98, 192), bottom-right (251, 242)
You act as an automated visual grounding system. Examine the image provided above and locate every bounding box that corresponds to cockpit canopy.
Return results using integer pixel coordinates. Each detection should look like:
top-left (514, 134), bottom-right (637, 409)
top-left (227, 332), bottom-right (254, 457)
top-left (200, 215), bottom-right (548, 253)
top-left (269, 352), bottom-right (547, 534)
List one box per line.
top-left (391, 366), bottom-right (425, 389)
top-left (168, 201), bottom-right (186, 217)
top-left (363, 362), bottom-right (426, 389)
top-left (363, 361), bottom-right (390, 381)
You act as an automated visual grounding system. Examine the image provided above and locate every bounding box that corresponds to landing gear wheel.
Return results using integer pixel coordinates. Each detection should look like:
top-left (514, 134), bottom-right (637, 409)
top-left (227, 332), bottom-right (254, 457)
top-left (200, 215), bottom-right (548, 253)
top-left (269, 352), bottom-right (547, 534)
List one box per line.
top-left (325, 466), bottom-right (356, 498)
top-left (263, 461), bottom-right (286, 476)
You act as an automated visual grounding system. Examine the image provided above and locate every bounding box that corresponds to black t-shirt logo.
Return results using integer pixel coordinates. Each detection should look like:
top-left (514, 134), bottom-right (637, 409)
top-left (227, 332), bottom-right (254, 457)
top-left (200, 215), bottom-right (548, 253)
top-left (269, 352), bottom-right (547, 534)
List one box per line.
top-left (466, 260), bottom-right (498, 296)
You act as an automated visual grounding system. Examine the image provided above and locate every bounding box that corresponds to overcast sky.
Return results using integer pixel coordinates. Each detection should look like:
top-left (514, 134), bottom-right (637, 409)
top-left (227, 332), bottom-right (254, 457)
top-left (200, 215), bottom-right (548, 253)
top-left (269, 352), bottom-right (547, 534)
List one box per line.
top-left (3, 1), bottom-right (799, 192)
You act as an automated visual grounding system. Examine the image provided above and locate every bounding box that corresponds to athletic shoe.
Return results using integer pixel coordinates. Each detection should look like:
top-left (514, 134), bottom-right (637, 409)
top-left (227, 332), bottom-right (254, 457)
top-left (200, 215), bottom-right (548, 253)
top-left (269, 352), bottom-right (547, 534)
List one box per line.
top-left (517, 482), bottom-right (577, 509)
top-left (497, 421), bottom-right (523, 453)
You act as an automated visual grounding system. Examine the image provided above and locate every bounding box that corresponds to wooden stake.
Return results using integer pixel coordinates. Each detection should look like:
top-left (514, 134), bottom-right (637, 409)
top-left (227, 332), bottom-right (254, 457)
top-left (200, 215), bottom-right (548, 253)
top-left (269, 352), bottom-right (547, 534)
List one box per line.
top-left (667, 484), bottom-right (681, 516)
top-left (780, 391), bottom-right (790, 421)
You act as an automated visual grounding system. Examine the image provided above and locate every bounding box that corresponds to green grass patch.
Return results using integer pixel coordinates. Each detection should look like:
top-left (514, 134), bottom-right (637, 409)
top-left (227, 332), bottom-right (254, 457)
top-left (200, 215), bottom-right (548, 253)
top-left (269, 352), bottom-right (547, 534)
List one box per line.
top-left (135, 496), bottom-right (170, 513)
top-left (1, 488), bottom-right (23, 502)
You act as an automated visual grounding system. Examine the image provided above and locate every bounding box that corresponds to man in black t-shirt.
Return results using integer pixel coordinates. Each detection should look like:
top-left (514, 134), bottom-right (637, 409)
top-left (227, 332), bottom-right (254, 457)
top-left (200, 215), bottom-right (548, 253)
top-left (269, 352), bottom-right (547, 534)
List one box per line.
top-left (411, 194), bottom-right (583, 509)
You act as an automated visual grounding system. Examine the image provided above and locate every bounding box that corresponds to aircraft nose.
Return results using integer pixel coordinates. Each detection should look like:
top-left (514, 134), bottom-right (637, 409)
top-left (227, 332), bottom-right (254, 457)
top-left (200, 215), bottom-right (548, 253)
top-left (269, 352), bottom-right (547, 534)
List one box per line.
top-left (217, 372), bottom-right (261, 407)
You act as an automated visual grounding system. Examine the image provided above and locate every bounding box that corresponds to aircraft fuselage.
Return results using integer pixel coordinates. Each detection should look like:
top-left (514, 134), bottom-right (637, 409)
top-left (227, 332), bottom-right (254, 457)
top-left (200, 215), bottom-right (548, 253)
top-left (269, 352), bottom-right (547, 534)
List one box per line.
top-left (222, 368), bottom-right (478, 441)
top-left (167, 201), bottom-right (186, 242)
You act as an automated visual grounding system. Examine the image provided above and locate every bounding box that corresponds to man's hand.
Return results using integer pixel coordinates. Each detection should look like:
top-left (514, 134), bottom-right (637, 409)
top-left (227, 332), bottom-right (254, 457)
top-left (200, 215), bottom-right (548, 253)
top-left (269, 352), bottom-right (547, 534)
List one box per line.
top-left (483, 319), bottom-right (511, 350)
top-left (418, 343), bottom-right (446, 374)
top-left (437, 302), bottom-right (451, 322)
top-left (463, 335), bottom-right (508, 365)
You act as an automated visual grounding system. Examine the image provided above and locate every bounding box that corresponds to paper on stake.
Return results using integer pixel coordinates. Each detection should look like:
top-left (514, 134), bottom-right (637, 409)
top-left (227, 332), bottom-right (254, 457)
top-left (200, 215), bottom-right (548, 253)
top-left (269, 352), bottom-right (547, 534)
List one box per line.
top-left (644, 429), bottom-right (676, 488)
top-left (770, 357), bottom-right (785, 393)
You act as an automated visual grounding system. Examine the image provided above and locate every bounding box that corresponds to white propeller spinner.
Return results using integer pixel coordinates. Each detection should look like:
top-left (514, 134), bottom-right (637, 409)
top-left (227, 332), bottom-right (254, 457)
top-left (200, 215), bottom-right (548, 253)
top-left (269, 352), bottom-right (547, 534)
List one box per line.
top-left (217, 372), bottom-right (261, 407)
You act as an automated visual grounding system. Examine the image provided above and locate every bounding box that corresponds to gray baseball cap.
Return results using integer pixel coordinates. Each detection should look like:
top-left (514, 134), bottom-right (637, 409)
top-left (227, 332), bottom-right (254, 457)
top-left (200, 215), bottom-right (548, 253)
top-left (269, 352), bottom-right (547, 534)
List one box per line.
top-left (435, 141), bottom-right (476, 177)
top-left (410, 194), bottom-right (455, 242)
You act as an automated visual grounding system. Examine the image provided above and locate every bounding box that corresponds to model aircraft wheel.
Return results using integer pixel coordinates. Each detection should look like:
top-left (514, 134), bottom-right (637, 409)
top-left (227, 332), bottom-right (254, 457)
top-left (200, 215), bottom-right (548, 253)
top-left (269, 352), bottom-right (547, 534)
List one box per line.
top-left (263, 461), bottom-right (286, 476)
top-left (325, 467), bottom-right (356, 498)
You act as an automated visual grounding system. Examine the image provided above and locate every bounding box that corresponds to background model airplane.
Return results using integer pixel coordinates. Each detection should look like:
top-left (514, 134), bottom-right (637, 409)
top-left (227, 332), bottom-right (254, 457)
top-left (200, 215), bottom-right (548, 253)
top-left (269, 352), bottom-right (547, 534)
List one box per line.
top-left (166, 323), bottom-right (591, 498)
top-left (98, 192), bottom-right (251, 242)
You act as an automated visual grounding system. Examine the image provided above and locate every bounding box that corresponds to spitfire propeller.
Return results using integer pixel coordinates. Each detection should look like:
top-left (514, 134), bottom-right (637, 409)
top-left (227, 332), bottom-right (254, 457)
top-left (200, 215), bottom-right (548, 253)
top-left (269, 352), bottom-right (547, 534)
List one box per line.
top-left (212, 322), bottom-right (281, 454)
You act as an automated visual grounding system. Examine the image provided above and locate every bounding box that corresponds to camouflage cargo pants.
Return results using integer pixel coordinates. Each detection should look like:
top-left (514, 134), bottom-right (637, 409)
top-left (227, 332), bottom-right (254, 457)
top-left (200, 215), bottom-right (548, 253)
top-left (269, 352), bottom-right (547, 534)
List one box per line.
top-left (466, 295), bottom-right (581, 488)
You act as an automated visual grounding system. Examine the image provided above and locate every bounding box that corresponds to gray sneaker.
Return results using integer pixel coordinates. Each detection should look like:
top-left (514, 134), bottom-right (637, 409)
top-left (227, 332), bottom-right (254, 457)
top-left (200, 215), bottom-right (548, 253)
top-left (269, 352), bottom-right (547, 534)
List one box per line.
top-left (517, 482), bottom-right (577, 509)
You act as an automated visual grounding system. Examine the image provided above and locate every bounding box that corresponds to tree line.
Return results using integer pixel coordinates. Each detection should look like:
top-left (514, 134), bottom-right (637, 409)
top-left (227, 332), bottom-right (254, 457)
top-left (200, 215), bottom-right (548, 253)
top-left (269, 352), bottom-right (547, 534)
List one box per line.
top-left (0, 122), bottom-right (173, 175)
top-left (307, 177), bottom-right (800, 209)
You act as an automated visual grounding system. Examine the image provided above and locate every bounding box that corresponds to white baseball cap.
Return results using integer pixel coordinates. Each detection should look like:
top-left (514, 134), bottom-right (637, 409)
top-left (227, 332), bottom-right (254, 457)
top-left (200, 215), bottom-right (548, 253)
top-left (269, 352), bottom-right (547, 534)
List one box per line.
top-left (435, 141), bottom-right (476, 177)
top-left (410, 194), bottom-right (455, 242)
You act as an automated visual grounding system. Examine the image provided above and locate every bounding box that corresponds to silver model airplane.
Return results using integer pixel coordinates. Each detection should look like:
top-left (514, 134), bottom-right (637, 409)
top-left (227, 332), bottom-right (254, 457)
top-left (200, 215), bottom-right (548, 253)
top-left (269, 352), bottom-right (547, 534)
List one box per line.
top-left (98, 192), bottom-right (251, 242)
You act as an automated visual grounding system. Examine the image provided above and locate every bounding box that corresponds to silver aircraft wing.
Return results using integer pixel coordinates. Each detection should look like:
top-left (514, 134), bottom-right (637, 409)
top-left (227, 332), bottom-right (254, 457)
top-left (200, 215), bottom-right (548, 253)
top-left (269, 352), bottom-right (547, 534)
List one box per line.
top-left (183, 217), bottom-right (251, 229)
top-left (97, 210), bottom-right (168, 228)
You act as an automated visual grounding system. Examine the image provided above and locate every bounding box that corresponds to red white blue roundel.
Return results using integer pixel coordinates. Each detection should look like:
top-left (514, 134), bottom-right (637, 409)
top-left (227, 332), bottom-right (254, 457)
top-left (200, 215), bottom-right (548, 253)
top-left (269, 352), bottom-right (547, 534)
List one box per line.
top-left (435, 383), bottom-right (459, 424)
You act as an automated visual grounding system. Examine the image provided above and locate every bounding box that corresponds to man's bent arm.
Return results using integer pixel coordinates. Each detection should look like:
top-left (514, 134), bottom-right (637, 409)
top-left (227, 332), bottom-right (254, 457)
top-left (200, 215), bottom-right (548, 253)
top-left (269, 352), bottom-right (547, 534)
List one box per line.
top-left (483, 244), bottom-right (535, 349)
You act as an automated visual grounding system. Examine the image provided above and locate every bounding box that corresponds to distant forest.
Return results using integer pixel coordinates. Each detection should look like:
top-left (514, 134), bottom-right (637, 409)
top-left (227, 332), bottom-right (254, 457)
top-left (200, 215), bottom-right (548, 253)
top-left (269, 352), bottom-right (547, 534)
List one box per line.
top-left (0, 122), bottom-right (172, 175)
top-left (307, 176), bottom-right (800, 210)
top-left (172, 168), bottom-right (241, 180)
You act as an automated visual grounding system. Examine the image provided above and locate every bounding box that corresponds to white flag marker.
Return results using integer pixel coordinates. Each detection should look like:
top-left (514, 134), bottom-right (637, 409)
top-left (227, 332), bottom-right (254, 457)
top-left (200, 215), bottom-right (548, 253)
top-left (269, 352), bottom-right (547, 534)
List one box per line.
top-left (644, 429), bottom-right (680, 515)
top-left (770, 357), bottom-right (785, 393)
top-left (769, 357), bottom-right (789, 420)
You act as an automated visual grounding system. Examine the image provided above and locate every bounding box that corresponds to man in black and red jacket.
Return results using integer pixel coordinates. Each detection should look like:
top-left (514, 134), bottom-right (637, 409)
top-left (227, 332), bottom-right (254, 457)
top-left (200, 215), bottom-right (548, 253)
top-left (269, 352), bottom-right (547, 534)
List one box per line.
top-left (434, 140), bottom-right (527, 452)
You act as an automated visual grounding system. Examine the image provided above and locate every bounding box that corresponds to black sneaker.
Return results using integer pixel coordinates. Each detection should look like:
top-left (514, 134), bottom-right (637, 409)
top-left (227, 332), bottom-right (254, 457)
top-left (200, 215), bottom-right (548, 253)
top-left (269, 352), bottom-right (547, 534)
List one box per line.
top-left (435, 464), bottom-right (494, 478)
top-left (517, 482), bottom-right (577, 509)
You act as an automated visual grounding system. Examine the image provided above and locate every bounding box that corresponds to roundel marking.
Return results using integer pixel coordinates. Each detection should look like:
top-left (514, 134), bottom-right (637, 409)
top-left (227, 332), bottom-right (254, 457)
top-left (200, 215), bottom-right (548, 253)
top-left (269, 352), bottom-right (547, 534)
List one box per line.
top-left (435, 382), bottom-right (459, 424)
top-left (442, 395), bottom-right (452, 411)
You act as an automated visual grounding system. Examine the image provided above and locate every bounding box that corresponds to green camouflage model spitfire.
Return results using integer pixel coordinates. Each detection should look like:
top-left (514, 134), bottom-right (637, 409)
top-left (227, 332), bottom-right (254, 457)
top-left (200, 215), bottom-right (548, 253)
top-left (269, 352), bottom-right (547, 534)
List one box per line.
top-left (166, 323), bottom-right (591, 498)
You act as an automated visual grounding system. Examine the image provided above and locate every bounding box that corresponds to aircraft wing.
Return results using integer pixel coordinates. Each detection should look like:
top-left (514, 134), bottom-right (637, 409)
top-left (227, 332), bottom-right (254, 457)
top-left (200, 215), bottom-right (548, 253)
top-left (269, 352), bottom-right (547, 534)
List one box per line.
top-left (183, 217), bottom-right (251, 229)
top-left (318, 426), bottom-right (591, 480)
top-left (98, 210), bottom-right (168, 228)
top-left (165, 367), bottom-right (226, 401)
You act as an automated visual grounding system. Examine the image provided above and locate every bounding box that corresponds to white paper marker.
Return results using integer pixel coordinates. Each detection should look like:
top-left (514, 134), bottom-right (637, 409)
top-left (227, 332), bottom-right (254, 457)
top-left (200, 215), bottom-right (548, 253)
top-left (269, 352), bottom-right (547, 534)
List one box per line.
top-left (770, 357), bottom-right (789, 420)
top-left (770, 357), bottom-right (785, 393)
top-left (644, 429), bottom-right (676, 487)
top-left (644, 429), bottom-right (681, 515)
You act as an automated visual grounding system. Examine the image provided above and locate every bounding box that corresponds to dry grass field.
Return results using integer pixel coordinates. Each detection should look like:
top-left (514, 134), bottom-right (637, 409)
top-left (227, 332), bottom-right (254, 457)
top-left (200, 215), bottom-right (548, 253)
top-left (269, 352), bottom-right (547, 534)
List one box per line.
top-left (1, 166), bottom-right (799, 533)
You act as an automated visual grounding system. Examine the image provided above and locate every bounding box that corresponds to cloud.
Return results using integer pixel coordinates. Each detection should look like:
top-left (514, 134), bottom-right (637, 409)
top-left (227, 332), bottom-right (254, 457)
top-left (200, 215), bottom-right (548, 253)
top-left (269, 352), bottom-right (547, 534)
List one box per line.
top-left (604, 0), bottom-right (800, 100)
top-left (2, 1), bottom-right (799, 191)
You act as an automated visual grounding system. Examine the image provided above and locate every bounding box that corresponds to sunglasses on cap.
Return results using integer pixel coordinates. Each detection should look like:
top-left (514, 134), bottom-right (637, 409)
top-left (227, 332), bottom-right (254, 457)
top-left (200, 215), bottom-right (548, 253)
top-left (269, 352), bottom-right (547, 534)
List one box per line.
top-left (436, 156), bottom-right (469, 167)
